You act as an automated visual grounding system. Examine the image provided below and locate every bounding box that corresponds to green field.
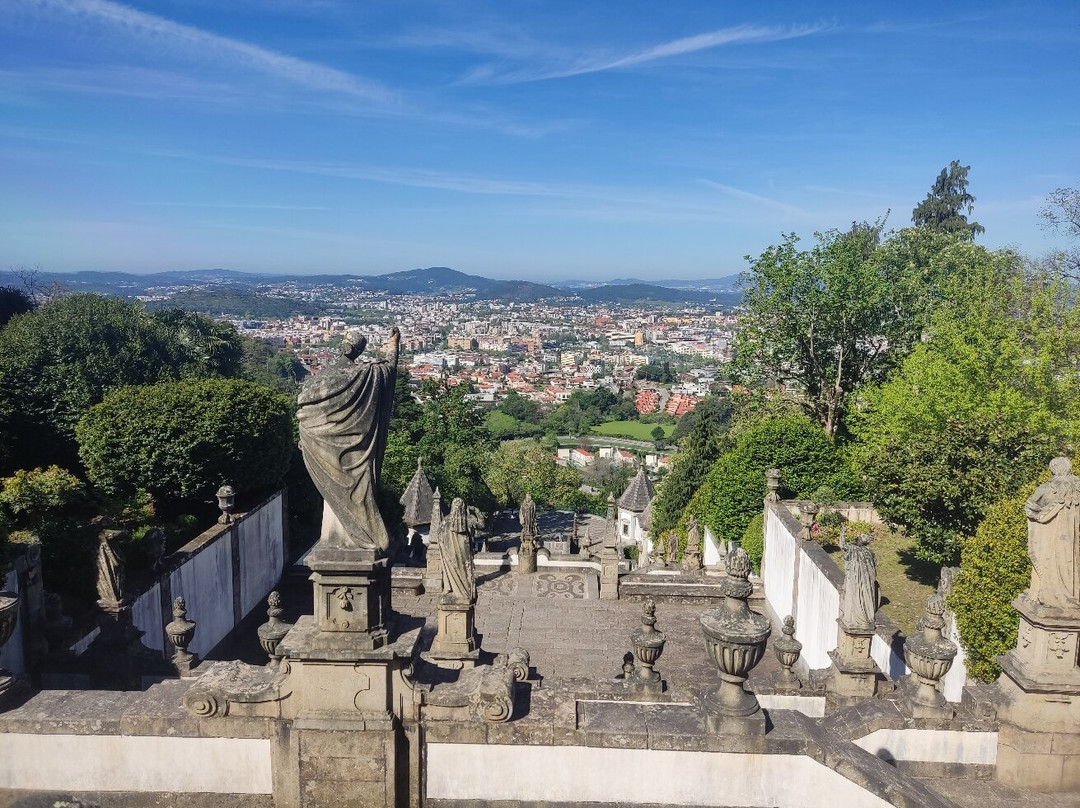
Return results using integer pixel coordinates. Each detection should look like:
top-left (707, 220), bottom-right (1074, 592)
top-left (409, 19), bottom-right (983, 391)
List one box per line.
top-left (591, 421), bottom-right (675, 441)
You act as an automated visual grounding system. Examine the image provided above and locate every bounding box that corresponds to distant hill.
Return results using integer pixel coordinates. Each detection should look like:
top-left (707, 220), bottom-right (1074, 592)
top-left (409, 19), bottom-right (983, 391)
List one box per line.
top-left (556, 275), bottom-right (742, 293)
top-left (145, 287), bottom-right (326, 319)
top-left (0, 266), bottom-right (742, 307)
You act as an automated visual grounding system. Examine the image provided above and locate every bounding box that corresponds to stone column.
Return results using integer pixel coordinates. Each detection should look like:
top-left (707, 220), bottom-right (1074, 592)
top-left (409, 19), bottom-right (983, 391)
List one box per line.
top-left (600, 494), bottom-right (621, 600)
top-left (423, 487), bottom-right (444, 593)
top-left (995, 457), bottom-right (1080, 793)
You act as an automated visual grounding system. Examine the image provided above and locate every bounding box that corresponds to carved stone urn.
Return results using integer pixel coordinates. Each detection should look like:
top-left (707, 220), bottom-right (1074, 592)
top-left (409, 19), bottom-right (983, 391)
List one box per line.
top-left (773, 615), bottom-right (803, 690)
top-left (165, 597), bottom-right (199, 677)
top-left (700, 547), bottom-right (771, 716)
top-left (0, 590), bottom-right (19, 699)
top-left (903, 593), bottom-right (957, 709)
top-left (257, 590), bottom-right (291, 670)
top-left (630, 596), bottom-right (666, 693)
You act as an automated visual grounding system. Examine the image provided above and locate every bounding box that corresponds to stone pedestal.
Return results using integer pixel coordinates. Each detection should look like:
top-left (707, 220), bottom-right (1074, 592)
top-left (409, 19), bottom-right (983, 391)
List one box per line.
top-left (994, 594), bottom-right (1080, 793)
top-left (600, 546), bottom-right (620, 600)
top-left (517, 545), bottom-right (537, 575)
top-left (422, 543), bottom-right (442, 594)
top-left (828, 622), bottom-right (881, 700)
top-left (431, 597), bottom-right (479, 661)
top-left (306, 546), bottom-right (390, 651)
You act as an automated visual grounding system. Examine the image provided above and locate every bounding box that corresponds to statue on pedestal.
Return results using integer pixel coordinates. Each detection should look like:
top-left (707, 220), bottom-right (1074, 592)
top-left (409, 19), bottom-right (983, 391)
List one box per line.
top-left (297, 328), bottom-right (400, 552)
top-left (519, 493), bottom-right (538, 547)
top-left (840, 530), bottom-right (877, 630)
top-left (442, 498), bottom-right (476, 604)
top-left (1025, 456), bottom-right (1080, 609)
top-left (94, 520), bottom-right (127, 608)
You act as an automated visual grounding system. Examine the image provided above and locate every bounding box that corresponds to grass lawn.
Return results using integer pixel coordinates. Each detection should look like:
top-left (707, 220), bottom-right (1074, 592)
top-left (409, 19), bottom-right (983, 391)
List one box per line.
top-left (821, 526), bottom-right (938, 635)
top-left (591, 420), bottom-right (675, 441)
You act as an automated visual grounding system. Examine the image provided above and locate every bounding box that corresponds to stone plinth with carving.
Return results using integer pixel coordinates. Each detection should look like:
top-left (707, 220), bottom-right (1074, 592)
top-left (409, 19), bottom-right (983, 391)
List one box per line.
top-left (699, 547), bottom-right (771, 734)
top-left (994, 457), bottom-right (1080, 793)
top-left (902, 593), bottom-right (957, 718)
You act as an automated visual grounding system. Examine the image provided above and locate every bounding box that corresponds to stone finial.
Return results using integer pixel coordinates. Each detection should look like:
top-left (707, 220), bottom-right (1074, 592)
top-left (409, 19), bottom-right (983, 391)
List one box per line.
top-left (629, 596), bottom-right (666, 694)
top-left (257, 590), bottom-right (292, 670)
top-left (773, 615), bottom-right (803, 691)
top-left (165, 597), bottom-right (199, 677)
top-left (1024, 456), bottom-right (1080, 609)
top-left (765, 469), bottom-right (781, 503)
top-left (701, 546), bottom-right (771, 725)
top-left (903, 593), bottom-right (958, 714)
top-left (216, 484), bottom-right (236, 525)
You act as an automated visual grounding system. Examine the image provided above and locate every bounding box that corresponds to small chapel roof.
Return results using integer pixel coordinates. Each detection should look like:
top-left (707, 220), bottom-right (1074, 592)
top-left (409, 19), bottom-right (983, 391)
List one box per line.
top-left (618, 467), bottom-right (655, 513)
top-left (400, 458), bottom-right (435, 527)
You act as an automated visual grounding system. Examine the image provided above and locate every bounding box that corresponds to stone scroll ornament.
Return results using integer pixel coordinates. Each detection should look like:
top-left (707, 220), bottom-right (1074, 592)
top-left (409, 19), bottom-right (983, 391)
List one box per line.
top-left (442, 497), bottom-right (477, 604)
top-left (840, 528), bottom-right (878, 630)
top-left (297, 327), bottom-right (400, 552)
top-left (1025, 456), bottom-right (1080, 609)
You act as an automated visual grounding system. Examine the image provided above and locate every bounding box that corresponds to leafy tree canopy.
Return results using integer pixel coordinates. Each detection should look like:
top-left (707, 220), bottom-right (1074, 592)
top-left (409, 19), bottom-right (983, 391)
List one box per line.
top-left (76, 377), bottom-right (294, 504)
top-left (911, 160), bottom-right (984, 239)
top-left (483, 439), bottom-right (587, 511)
top-left (1040, 185), bottom-right (1080, 280)
top-left (0, 286), bottom-right (35, 329)
top-left (851, 244), bottom-right (1080, 564)
top-left (0, 294), bottom-right (243, 473)
top-left (734, 222), bottom-right (928, 438)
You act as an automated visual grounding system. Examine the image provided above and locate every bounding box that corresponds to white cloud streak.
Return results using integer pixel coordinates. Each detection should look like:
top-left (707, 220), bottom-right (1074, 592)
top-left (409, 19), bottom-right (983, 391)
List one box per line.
top-left (15, 0), bottom-right (396, 104)
top-left (461, 23), bottom-right (829, 84)
top-left (697, 180), bottom-right (810, 218)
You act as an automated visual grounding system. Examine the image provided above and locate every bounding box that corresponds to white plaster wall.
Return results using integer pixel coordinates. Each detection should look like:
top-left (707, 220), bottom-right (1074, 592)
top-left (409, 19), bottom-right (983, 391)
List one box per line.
top-left (427, 744), bottom-right (891, 807)
top-left (170, 535), bottom-right (234, 659)
top-left (794, 550), bottom-right (840, 669)
top-left (763, 507), bottom-right (797, 621)
top-left (941, 612), bottom-right (968, 703)
top-left (854, 729), bottom-right (997, 765)
top-left (131, 582), bottom-right (163, 652)
top-left (703, 525), bottom-right (721, 567)
top-left (871, 633), bottom-right (907, 681)
top-left (758, 694), bottom-right (826, 718)
top-left (238, 491), bottom-right (284, 616)
top-left (0, 733), bottom-right (272, 793)
top-left (0, 568), bottom-right (24, 675)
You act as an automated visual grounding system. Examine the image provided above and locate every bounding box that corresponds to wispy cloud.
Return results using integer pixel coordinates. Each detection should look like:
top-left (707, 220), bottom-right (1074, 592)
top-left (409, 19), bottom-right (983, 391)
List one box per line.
top-left (460, 23), bottom-right (829, 85)
top-left (14, 0), bottom-right (396, 104)
top-left (697, 180), bottom-right (810, 218)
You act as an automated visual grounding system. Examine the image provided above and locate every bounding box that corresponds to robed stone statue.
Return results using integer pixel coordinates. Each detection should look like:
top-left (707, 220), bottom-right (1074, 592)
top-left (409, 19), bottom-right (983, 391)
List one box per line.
top-left (840, 530), bottom-right (878, 630)
top-left (1025, 456), bottom-right (1080, 609)
top-left (298, 327), bottom-right (400, 552)
top-left (519, 493), bottom-right (538, 545)
top-left (441, 497), bottom-right (476, 604)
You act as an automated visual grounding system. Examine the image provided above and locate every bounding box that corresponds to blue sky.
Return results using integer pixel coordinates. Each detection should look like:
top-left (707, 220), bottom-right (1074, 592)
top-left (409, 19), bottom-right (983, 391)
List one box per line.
top-left (1, 1), bottom-right (1078, 280)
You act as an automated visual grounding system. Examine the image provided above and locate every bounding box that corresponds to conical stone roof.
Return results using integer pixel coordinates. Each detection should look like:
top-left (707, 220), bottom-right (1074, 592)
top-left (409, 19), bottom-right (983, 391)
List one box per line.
top-left (618, 467), bottom-right (654, 513)
top-left (400, 458), bottom-right (435, 527)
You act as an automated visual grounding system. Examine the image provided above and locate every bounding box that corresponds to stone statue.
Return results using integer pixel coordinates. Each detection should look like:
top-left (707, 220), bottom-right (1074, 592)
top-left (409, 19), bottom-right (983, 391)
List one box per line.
top-left (441, 497), bottom-right (476, 604)
top-left (1025, 456), bottom-right (1080, 609)
top-left (684, 515), bottom-right (703, 571)
top-left (840, 530), bottom-right (877, 630)
top-left (297, 327), bottom-right (400, 552)
top-left (519, 493), bottom-right (538, 544)
top-left (94, 521), bottom-right (126, 607)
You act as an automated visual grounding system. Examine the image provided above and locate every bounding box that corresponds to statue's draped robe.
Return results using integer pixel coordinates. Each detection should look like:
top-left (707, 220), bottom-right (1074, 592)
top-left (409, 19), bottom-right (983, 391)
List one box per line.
top-left (297, 355), bottom-right (396, 551)
top-left (842, 542), bottom-right (877, 630)
top-left (442, 504), bottom-right (476, 603)
top-left (519, 495), bottom-right (538, 543)
top-left (1025, 471), bottom-right (1080, 609)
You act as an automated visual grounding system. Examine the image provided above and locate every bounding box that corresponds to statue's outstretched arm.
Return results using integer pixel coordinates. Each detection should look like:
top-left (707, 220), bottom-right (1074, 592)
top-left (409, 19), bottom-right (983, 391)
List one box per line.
top-left (388, 326), bottom-right (401, 366)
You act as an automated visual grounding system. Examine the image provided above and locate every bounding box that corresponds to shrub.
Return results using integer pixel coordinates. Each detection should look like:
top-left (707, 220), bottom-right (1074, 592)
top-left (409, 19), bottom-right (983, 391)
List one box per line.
top-left (77, 378), bottom-right (293, 503)
top-left (685, 414), bottom-right (860, 550)
top-left (740, 512), bottom-right (764, 573)
top-left (948, 486), bottom-right (1033, 682)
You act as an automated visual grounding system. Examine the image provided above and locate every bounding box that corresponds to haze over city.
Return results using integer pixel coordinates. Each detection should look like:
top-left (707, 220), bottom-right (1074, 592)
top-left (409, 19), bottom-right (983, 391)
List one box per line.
top-left (2, 0), bottom-right (1078, 279)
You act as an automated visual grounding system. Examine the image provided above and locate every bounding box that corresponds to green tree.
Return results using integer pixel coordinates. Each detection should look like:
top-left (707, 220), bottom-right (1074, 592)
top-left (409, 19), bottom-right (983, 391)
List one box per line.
top-left (852, 245), bottom-right (1080, 564)
top-left (76, 378), bottom-right (294, 506)
top-left (948, 487), bottom-right (1034, 682)
top-left (497, 390), bottom-right (541, 423)
top-left (911, 160), bottom-right (985, 239)
top-left (1040, 185), bottom-right (1080, 279)
top-left (0, 295), bottom-right (243, 474)
top-left (686, 414), bottom-right (859, 550)
top-left (734, 223), bottom-right (922, 438)
top-left (671, 395), bottom-right (731, 443)
top-left (0, 286), bottom-right (35, 328)
top-left (484, 439), bottom-right (585, 511)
